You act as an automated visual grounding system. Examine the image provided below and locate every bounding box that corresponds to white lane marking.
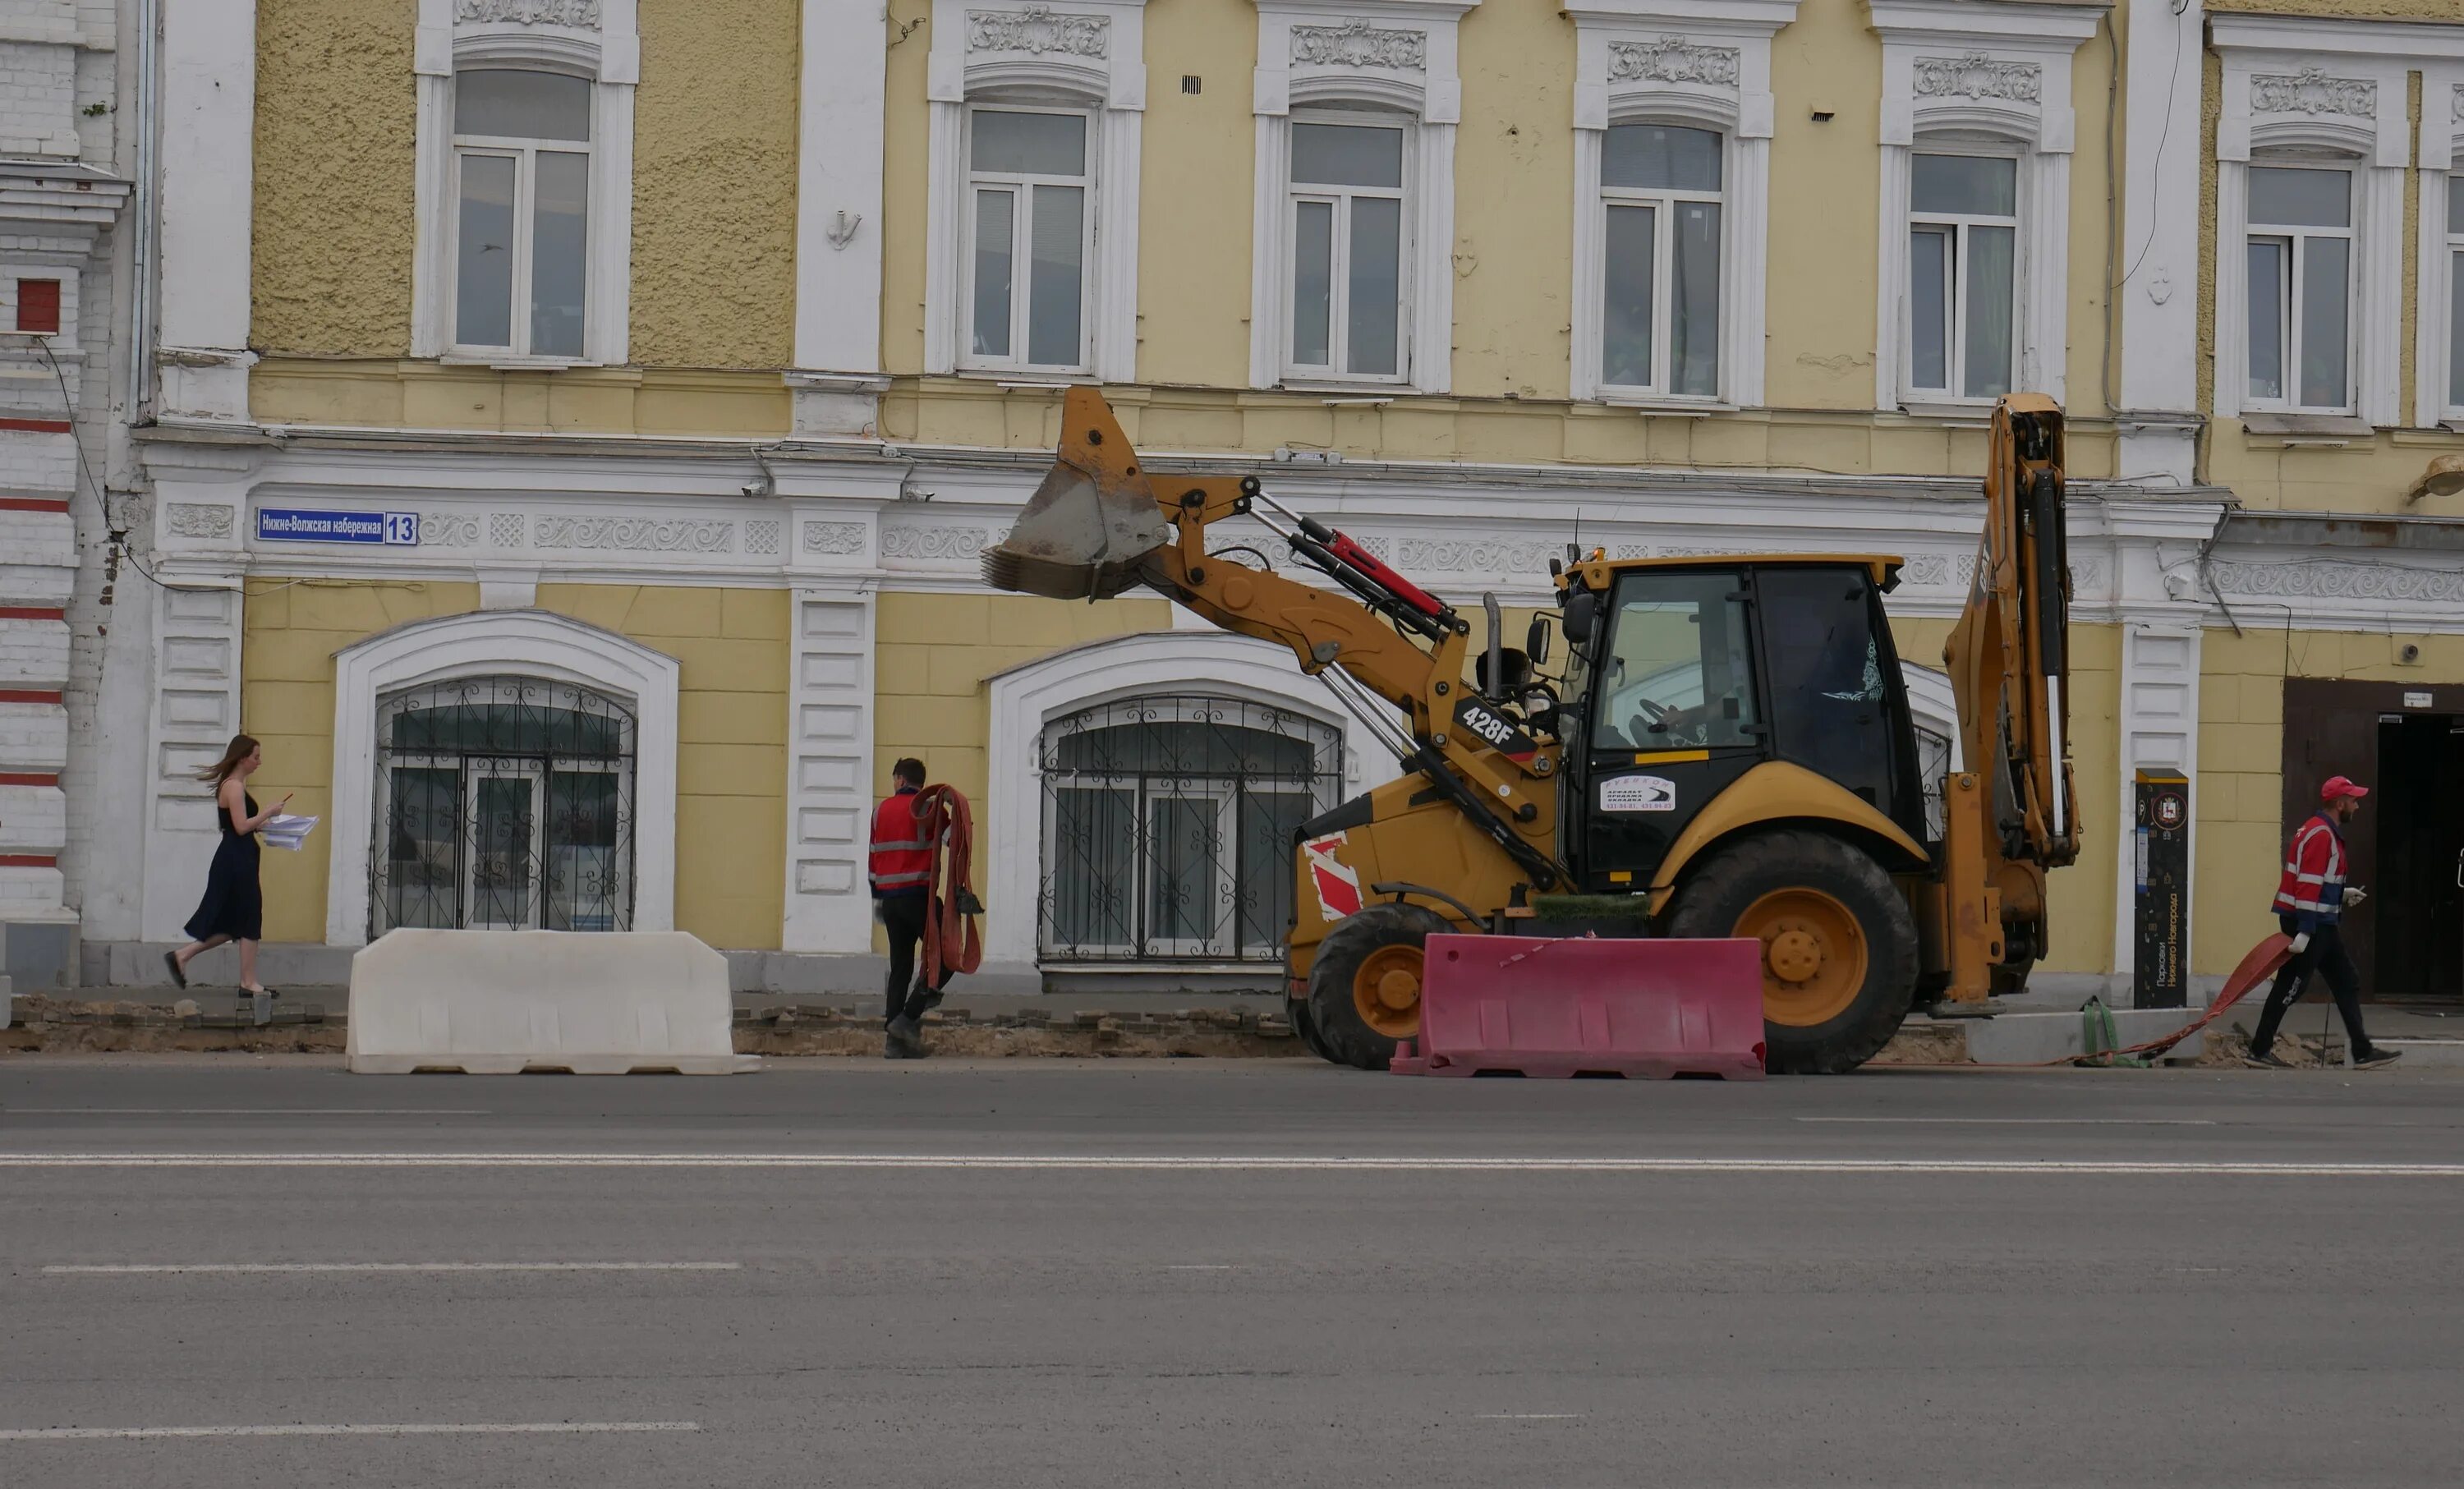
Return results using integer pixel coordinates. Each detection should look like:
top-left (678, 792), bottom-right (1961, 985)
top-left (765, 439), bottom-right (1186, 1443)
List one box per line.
top-left (1162, 1264), bottom-right (1236, 1271)
top-left (42, 1262), bottom-right (740, 1275)
top-left (1478, 1413), bottom-right (1584, 1421)
top-left (1797, 1117), bottom-right (2219, 1126)
top-left (7, 1110), bottom-right (490, 1116)
top-left (2, 1153), bottom-right (2459, 1177)
top-left (0, 1422), bottom-right (698, 1442)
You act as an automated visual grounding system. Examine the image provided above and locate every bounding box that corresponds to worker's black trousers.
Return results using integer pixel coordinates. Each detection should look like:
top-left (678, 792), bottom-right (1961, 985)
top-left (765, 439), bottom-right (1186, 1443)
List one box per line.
top-left (877, 894), bottom-right (950, 1025)
top-left (2248, 914), bottom-right (2373, 1055)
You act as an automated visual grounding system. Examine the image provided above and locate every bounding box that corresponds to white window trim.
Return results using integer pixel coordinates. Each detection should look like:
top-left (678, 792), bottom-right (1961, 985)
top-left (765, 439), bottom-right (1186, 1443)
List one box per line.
top-left (958, 102), bottom-right (1101, 375)
top-left (325, 610), bottom-right (679, 949)
top-left (1250, 0), bottom-right (1481, 395)
top-left (2415, 63), bottom-right (2464, 427)
top-left (2211, 16), bottom-right (2422, 428)
top-left (1902, 139), bottom-right (2024, 404)
top-left (983, 632), bottom-right (1400, 969)
top-left (1280, 107), bottom-right (1416, 385)
top-left (1869, 0), bottom-right (2100, 413)
top-left (926, 0), bottom-right (1147, 384)
top-left (1565, 0), bottom-right (1794, 408)
top-left (411, 0), bottom-right (637, 366)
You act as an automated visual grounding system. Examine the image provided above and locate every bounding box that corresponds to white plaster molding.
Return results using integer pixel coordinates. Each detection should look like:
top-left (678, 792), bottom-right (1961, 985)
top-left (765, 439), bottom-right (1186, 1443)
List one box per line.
top-left (324, 609), bottom-right (680, 947)
top-left (2117, 0), bottom-right (2201, 459)
top-left (925, 0), bottom-right (1147, 382)
top-left (1248, 0), bottom-right (1480, 394)
top-left (155, 0), bottom-right (255, 421)
top-left (2112, 624), bottom-right (2200, 986)
top-left (793, 0), bottom-right (888, 395)
top-left (2211, 21), bottom-right (2416, 426)
top-left (2417, 64), bottom-right (2464, 427)
top-left (1565, 1), bottom-right (1795, 407)
top-left (982, 631), bottom-right (1402, 966)
top-left (782, 589), bottom-right (876, 953)
top-left (411, 0), bottom-right (638, 364)
top-left (1867, 0), bottom-right (2102, 411)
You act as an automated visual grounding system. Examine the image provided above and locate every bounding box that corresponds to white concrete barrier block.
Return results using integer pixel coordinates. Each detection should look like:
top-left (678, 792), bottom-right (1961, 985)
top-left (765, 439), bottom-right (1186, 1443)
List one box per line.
top-left (347, 929), bottom-right (757, 1075)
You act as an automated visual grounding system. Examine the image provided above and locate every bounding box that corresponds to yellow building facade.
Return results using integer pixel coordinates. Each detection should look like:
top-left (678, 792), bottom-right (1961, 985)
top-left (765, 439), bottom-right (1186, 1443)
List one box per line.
top-left (71, 0), bottom-right (2464, 1008)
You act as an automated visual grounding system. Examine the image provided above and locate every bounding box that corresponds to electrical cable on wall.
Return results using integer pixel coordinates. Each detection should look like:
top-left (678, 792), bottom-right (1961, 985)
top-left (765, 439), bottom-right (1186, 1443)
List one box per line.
top-left (29, 336), bottom-right (228, 597)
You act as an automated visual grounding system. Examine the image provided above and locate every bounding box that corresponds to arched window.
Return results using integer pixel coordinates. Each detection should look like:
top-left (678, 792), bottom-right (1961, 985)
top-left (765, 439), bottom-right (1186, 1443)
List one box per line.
top-left (1039, 696), bottom-right (1344, 963)
top-left (370, 676), bottom-right (638, 935)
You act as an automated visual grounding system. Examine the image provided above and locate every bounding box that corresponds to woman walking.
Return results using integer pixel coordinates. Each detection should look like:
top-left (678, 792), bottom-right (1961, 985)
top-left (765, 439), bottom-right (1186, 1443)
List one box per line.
top-left (165, 733), bottom-right (289, 997)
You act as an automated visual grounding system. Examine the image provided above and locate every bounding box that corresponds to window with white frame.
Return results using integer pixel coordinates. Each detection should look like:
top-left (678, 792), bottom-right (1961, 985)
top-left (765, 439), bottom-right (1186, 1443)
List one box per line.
top-left (449, 69), bottom-right (592, 361)
top-left (1905, 149), bottom-right (2018, 402)
top-left (1285, 115), bottom-right (1409, 381)
top-left (963, 104), bottom-right (1095, 372)
top-left (1597, 122), bottom-right (1724, 399)
top-left (2448, 174), bottom-right (2464, 415)
top-left (2243, 162), bottom-right (2356, 413)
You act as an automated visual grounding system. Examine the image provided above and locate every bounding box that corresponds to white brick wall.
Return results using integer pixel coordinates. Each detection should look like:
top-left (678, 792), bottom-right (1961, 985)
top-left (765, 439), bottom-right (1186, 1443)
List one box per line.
top-left (0, 781), bottom-right (65, 849)
top-left (0, 617), bottom-right (67, 682)
top-left (0, 39), bottom-right (79, 157)
top-left (0, 701), bottom-right (67, 764)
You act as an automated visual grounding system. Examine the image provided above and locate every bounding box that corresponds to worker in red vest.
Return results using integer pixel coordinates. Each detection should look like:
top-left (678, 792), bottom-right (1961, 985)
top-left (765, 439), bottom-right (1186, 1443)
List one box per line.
top-left (2245, 775), bottom-right (2399, 1069)
top-left (870, 756), bottom-right (943, 1058)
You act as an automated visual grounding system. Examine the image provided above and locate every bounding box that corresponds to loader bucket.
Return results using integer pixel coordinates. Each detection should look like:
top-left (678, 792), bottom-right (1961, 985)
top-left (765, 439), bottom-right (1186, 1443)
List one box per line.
top-left (981, 390), bottom-right (1173, 601)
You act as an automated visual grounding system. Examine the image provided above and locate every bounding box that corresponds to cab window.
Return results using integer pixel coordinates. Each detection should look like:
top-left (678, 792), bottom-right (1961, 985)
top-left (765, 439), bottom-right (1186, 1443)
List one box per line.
top-left (1591, 571), bottom-right (1760, 751)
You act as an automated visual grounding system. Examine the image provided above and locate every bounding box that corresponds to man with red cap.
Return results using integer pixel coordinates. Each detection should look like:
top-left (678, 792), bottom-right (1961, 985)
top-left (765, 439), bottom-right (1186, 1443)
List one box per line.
top-left (2246, 775), bottom-right (2400, 1068)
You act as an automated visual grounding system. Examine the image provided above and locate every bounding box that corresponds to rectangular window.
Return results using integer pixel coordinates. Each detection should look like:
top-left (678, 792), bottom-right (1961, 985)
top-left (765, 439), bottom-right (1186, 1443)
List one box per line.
top-left (1598, 123), bottom-right (1723, 398)
top-left (2445, 177), bottom-right (2464, 412)
top-left (1286, 118), bottom-right (1407, 380)
top-left (449, 69), bottom-right (592, 360)
top-left (963, 107), bottom-right (1092, 373)
top-left (1906, 151), bottom-right (2018, 402)
top-left (2245, 164), bottom-right (2354, 412)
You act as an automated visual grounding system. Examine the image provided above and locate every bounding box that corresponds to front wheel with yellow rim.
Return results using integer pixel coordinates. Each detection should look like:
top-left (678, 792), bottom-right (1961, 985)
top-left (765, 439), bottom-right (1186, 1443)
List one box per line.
top-left (1665, 830), bottom-right (1919, 1074)
top-left (1304, 901), bottom-right (1451, 1071)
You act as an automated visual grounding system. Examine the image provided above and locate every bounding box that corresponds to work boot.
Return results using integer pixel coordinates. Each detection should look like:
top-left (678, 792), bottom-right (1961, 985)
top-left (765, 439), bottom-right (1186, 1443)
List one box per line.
top-left (2241, 1047), bottom-right (2294, 1070)
top-left (886, 1013), bottom-right (925, 1056)
top-left (2353, 1046), bottom-right (2403, 1069)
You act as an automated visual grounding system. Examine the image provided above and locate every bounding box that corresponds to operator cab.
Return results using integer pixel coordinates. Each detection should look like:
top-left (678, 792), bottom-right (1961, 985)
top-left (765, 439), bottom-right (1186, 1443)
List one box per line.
top-left (1554, 558), bottom-right (1928, 895)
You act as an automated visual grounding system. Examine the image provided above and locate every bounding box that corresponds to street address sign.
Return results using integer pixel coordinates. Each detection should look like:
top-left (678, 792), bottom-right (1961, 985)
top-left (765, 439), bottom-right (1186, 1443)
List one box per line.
top-left (256, 508), bottom-right (420, 545)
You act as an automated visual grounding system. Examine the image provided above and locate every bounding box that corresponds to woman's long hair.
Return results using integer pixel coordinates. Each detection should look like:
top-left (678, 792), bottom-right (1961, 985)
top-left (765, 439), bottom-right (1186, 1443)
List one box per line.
top-left (195, 733), bottom-right (260, 787)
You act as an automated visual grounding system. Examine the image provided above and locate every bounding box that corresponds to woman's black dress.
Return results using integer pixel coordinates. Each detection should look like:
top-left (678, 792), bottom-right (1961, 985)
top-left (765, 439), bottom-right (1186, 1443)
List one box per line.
top-left (184, 792), bottom-right (264, 942)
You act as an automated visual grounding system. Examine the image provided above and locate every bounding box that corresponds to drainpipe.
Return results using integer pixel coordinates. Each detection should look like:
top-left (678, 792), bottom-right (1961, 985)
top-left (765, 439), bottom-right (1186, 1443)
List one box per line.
top-left (130, 0), bottom-right (159, 418)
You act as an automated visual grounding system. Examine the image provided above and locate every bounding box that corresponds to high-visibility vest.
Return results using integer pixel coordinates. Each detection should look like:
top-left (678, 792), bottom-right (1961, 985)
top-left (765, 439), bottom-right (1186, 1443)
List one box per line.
top-left (2273, 813), bottom-right (2347, 927)
top-left (868, 788), bottom-right (932, 896)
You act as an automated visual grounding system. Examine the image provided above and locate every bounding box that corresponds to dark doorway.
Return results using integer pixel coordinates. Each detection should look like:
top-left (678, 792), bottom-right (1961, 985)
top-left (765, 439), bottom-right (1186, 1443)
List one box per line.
top-left (2279, 678), bottom-right (2464, 1004)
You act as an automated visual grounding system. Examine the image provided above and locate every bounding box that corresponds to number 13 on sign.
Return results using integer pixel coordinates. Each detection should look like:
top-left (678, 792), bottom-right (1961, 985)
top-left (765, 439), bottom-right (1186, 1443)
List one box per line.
top-left (382, 512), bottom-right (420, 545)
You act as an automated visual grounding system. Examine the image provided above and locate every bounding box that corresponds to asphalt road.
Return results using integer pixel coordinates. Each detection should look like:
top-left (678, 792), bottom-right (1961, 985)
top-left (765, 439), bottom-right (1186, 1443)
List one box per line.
top-left (4, 1056), bottom-right (2461, 1487)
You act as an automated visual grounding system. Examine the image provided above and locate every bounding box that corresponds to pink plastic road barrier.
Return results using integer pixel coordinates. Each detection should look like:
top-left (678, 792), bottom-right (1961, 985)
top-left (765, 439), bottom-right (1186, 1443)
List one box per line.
top-left (1391, 934), bottom-right (1767, 1079)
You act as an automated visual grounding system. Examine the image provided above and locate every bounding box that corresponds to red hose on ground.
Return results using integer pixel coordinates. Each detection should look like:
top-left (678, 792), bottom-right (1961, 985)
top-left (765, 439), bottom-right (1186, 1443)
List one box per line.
top-left (913, 784), bottom-right (982, 989)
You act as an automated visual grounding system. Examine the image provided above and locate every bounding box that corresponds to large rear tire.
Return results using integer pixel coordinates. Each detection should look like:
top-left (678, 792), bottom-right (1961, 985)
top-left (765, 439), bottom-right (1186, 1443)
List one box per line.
top-left (1666, 830), bottom-right (1918, 1074)
top-left (1304, 902), bottom-right (1451, 1071)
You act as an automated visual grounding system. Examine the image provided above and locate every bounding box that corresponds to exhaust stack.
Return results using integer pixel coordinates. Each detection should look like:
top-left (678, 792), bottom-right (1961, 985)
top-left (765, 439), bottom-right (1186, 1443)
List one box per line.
top-left (981, 390), bottom-right (1173, 600)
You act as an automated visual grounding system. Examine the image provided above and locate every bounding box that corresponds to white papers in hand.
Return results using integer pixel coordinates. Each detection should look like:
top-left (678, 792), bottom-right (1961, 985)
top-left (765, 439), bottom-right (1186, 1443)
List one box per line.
top-left (262, 813), bottom-right (320, 851)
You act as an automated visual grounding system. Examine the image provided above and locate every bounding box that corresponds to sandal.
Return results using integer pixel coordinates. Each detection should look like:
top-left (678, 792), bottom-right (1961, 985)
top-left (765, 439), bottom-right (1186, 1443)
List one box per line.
top-left (240, 985), bottom-right (278, 1000)
top-left (164, 951), bottom-right (187, 990)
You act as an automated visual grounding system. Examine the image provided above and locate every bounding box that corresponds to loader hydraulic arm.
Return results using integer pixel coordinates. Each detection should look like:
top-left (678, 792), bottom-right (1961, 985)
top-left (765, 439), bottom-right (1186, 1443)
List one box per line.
top-left (1938, 394), bottom-right (2080, 1004)
top-left (986, 389), bottom-right (1564, 889)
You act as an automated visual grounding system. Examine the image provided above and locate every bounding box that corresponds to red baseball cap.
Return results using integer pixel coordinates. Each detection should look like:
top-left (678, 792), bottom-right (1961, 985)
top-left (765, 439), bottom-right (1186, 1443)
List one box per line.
top-left (2322, 775), bottom-right (2370, 802)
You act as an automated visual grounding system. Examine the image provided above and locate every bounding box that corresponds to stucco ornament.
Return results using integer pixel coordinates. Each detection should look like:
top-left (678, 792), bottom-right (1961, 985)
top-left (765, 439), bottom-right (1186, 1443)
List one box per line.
top-left (454, 0), bottom-right (602, 25)
top-left (880, 526), bottom-right (992, 561)
top-left (802, 522), bottom-right (869, 555)
top-left (533, 517), bottom-right (735, 553)
top-left (1291, 21), bottom-right (1426, 72)
top-left (967, 6), bottom-right (1110, 57)
top-left (2207, 560), bottom-right (2464, 604)
top-left (1911, 53), bottom-right (2040, 103)
top-left (2450, 81), bottom-right (2464, 123)
top-left (166, 503), bottom-right (234, 539)
top-left (420, 513), bottom-right (481, 547)
top-left (1397, 538), bottom-right (1557, 574)
top-left (2249, 67), bottom-right (2375, 118)
top-left (1605, 37), bottom-right (1740, 89)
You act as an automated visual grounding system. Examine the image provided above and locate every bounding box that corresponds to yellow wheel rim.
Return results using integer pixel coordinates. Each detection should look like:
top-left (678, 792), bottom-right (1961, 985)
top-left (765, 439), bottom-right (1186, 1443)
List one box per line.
top-left (1736, 888), bottom-right (1867, 1028)
top-left (1353, 944), bottom-right (1424, 1040)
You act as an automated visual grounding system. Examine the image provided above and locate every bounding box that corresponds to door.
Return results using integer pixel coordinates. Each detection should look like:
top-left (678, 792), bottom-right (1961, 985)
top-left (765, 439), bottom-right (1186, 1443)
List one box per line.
top-left (2278, 678), bottom-right (2464, 1001)
top-left (465, 761), bottom-right (545, 931)
top-left (1144, 783), bottom-right (1233, 958)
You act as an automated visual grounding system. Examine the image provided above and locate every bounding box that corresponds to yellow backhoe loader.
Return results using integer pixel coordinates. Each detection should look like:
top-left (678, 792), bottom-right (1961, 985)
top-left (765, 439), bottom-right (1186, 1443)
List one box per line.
top-left (985, 390), bottom-right (2078, 1073)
